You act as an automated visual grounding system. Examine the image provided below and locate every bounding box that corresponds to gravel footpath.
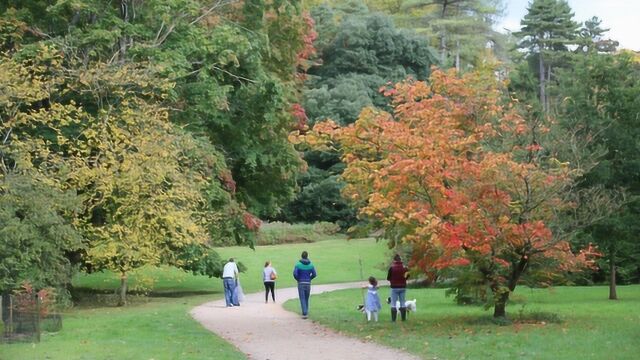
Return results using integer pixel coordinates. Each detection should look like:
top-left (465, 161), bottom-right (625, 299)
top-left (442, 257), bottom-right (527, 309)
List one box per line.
top-left (190, 282), bottom-right (420, 360)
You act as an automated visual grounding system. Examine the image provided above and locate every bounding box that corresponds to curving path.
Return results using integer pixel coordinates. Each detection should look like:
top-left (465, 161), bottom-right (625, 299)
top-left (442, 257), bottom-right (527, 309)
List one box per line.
top-left (190, 282), bottom-right (420, 360)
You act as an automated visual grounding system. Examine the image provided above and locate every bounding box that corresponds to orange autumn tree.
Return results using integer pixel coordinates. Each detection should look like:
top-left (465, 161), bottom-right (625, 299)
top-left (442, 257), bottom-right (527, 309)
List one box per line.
top-left (303, 68), bottom-right (596, 318)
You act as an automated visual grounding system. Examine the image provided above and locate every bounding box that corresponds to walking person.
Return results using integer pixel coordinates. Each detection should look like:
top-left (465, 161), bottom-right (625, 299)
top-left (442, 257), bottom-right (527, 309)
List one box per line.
top-left (263, 261), bottom-right (277, 303)
top-left (387, 254), bottom-right (410, 321)
top-left (222, 258), bottom-right (239, 307)
top-left (364, 276), bottom-right (382, 322)
top-left (293, 251), bottom-right (317, 319)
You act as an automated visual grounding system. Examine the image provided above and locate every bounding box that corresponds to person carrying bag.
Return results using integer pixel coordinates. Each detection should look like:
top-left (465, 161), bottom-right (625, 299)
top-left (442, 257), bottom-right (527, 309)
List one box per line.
top-left (263, 261), bottom-right (277, 303)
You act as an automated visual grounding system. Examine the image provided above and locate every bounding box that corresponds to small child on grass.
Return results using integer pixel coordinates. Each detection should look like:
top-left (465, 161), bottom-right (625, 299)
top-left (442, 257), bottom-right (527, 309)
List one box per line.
top-left (364, 276), bottom-right (382, 322)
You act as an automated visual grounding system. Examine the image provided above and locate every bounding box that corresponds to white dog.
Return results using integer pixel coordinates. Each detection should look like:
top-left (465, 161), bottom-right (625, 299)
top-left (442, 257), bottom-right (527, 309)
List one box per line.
top-left (387, 297), bottom-right (417, 312)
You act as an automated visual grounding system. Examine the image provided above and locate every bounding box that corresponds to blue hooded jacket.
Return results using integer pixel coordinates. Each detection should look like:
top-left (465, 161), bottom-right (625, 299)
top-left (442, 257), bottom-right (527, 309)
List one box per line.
top-left (293, 258), bottom-right (317, 284)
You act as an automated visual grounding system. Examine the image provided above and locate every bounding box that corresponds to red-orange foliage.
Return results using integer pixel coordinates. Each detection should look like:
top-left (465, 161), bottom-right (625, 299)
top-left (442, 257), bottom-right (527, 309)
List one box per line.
top-left (305, 68), bottom-right (597, 317)
top-left (242, 211), bottom-right (262, 232)
top-left (14, 282), bottom-right (55, 317)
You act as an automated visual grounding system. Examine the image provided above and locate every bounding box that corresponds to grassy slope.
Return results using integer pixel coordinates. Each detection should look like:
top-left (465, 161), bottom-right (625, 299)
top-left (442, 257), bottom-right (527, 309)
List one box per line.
top-left (283, 285), bottom-right (640, 359)
top-left (0, 238), bottom-right (388, 360)
top-left (67, 237), bottom-right (389, 294)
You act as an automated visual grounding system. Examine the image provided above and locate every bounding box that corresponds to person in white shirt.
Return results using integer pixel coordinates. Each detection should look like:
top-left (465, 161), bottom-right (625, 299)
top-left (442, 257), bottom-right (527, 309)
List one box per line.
top-left (222, 258), bottom-right (239, 307)
top-left (262, 261), bottom-right (277, 303)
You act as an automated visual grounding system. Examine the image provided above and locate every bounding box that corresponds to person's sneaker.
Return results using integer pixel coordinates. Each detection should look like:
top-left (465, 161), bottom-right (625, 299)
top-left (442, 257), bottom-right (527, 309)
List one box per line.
top-left (228, 304), bottom-right (234, 307)
top-left (302, 315), bottom-right (308, 319)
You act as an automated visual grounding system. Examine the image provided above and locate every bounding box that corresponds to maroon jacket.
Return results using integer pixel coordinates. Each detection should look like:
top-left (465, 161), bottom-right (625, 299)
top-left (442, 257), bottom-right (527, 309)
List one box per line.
top-left (387, 260), bottom-right (409, 288)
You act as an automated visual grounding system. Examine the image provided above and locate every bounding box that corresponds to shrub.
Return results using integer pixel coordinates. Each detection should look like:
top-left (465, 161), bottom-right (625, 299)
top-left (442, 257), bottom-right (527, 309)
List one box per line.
top-left (255, 222), bottom-right (343, 245)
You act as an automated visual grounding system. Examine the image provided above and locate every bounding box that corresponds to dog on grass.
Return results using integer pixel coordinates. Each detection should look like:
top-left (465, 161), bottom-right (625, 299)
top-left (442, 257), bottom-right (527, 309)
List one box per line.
top-left (386, 297), bottom-right (417, 312)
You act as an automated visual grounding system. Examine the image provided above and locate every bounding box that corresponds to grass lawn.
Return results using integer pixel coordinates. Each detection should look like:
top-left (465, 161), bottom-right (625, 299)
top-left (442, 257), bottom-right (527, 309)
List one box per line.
top-left (283, 285), bottom-right (640, 359)
top-left (0, 238), bottom-right (389, 360)
top-left (0, 295), bottom-right (242, 360)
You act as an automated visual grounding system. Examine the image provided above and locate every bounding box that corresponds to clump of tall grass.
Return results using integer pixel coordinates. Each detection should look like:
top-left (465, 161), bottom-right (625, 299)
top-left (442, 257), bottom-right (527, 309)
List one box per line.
top-left (256, 222), bottom-right (342, 245)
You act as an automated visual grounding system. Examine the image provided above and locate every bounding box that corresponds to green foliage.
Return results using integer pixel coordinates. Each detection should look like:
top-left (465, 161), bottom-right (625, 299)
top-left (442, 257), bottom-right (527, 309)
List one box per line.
top-left (0, 173), bottom-right (83, 293)
top-left (0, 47), bottom-right (83, 293)
top-left (0, 29), bottom-right (251, 302)
top-left (279, 168), bottom-right (356, 227)
top-left (366, 0), bottom-right (505, 70)
top-left (555, 51), bottom-right (640, 285)
top-left (0, 0), bottom-right (311, 301)
top-left (1, 0), bottom-right (307, 220)
top-left (306, 3), bottom-right (437, 124)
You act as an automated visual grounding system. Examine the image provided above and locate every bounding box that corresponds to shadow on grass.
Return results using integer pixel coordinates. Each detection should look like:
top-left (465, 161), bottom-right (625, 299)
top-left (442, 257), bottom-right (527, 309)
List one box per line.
top-left (387, 312), bottom-right (563, 329)
top-left (70, 287), bottom-right (220, 308)
top-left (466, 311), bottom-right (563, 326)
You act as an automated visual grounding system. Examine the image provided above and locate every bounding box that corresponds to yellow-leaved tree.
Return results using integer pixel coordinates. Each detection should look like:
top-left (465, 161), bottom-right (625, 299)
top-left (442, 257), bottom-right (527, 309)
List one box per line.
top-left (1, 45), bottom-right (248, 305)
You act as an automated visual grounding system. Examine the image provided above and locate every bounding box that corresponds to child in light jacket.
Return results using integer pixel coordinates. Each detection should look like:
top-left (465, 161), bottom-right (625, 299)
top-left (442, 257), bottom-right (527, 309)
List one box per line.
top-left (364, 276), bottom-right (382, 322)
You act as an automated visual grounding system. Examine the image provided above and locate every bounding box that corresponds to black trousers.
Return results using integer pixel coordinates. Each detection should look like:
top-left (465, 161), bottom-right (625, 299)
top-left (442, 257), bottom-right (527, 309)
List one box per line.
top-left (264, 281), bottom-right (275, 302)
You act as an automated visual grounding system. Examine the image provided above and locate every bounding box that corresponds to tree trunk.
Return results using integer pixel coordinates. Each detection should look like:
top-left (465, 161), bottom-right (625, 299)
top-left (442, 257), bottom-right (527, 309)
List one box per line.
top-left (538, 52), bottom-right (546, 113)
top-left (1, 291), bottom-right (10, 325)
top-left (440, 34), bottom-right (447, 65)
top-left (455, 40), bottom-right (460, 71)
top-left (117, 272), bottom-right (128, 306)
top-left (493, 291), bottom-right (509, 318)
top-left (609, 255), bottom-right (618, 300)
top-left (546, 64), bottom-right (551, 112)
top-left (119, 0), bottom-right (130, 63)
top-left (493, 256), bottom-right (529, 318)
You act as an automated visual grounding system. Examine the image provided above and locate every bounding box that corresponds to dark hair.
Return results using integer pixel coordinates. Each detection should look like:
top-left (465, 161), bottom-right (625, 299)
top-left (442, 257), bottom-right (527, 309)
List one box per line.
top-left (264, 261), bottom-right (270, 267)
top-left (393, 254), bottom-right (401, 262)
top-left (229, 258), bottom-right (235, 262)
top-left (368, 276), bottom-right (378, 287)
top-left (301, 251), bottom-right (308, 259)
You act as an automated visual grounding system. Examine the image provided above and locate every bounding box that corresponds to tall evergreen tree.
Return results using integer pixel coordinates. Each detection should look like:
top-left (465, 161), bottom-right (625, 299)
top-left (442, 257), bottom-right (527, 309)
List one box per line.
top-left (367, 0), bottom-right (504, 70)
top-left (515, 0), bottom-right (579, 113)
top-left (577, 16), bottom-right (619, 54)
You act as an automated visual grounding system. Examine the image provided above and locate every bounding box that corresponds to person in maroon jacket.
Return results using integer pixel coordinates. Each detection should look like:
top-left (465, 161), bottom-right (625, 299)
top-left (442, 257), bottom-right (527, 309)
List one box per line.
top-left (386, 254), bottom-right (410, 321)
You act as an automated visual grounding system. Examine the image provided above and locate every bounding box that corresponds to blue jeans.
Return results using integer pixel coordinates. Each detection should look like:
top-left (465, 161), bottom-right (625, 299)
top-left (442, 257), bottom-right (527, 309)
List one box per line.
top-left (390, 288), bottom-right (406, 309)
top-left (223, 278), bottom-right (236, 307)
top-left (297, 283), bottom-right (311, 315)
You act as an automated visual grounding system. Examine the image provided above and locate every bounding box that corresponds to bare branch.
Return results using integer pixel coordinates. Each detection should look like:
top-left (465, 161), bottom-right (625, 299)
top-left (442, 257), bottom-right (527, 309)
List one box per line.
top-left (211, 65), bottom-right (256, 84)
top-left (190, 0), bottom-right (239, 26)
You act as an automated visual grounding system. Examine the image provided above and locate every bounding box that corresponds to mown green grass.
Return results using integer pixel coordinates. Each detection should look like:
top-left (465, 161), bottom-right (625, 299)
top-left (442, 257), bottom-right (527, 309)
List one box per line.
top-left (0, 238), bottom-right (389, 360)
top-left (283, 285), bottom-right (640, 359)
top-left (216, 237), bottom-right (389, 292)
top-left (0, 295), bottom-right (242, 360)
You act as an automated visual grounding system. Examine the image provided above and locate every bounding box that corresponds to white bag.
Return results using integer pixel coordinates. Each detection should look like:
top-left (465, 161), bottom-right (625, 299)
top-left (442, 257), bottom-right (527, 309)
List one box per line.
top-left (234, 279), bottom-right (245, 303)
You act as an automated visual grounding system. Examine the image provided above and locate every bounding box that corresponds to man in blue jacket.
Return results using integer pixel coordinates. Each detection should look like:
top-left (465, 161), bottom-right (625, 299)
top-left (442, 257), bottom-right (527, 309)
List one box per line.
top-left (293, 250), bottom-right (317, 319)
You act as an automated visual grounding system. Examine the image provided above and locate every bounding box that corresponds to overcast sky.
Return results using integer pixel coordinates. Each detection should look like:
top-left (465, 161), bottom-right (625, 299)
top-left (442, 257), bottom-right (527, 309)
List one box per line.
top-left (496, 0), bottom-right (639, 51)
